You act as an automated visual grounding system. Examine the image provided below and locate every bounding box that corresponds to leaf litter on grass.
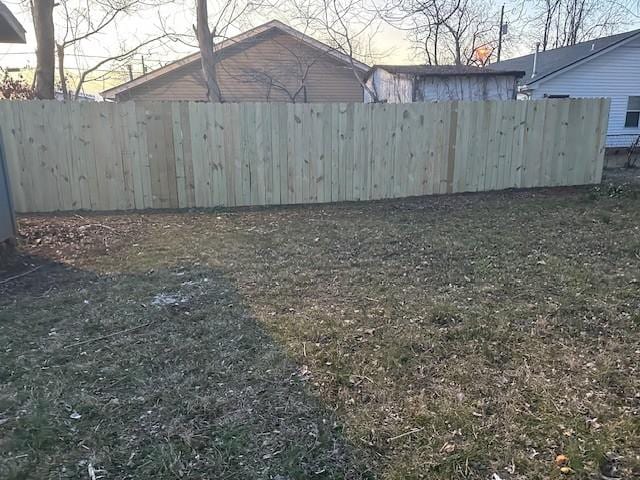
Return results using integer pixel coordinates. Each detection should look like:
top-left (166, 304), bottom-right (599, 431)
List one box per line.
top-left (3, 182), bottom-right (640, 479)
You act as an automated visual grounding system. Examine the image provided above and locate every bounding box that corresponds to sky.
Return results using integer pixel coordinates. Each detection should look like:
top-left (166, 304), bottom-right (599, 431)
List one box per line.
top-left (1, 0), bottom-right (638, 94)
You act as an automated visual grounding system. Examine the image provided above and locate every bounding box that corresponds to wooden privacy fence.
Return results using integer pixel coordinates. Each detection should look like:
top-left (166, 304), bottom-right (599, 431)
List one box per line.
top-left (0, 98), bottom-right (609, 213)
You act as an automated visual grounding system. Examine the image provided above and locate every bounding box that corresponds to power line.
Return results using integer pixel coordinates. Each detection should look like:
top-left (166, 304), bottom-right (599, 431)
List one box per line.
top-left (5, 65), bottom-right (144, 75)
top-left (0, 51), bottom-right (188, 62)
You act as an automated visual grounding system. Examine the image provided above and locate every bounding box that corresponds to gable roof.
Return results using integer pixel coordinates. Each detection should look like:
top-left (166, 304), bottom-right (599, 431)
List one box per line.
top-left (0, 0), bottom-right (26, 43)
top-left (491, 28), bottom-right (640, 85)
top-left (102, 19), bottom-right (369, 98)
top-left (371, 64), bottom-right (524, 77)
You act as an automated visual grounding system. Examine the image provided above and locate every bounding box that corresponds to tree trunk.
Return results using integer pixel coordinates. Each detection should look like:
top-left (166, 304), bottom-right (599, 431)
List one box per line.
top-left (32, 0), bottom-right (55, 100)
top-left (195, 0), bottom-right (223, 102)
top-left (56, 44), bottom-right (68, 100)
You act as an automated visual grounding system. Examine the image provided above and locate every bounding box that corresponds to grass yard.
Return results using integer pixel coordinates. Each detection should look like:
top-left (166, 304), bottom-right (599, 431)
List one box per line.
top-left (1, 180), bottom-right (639, 479)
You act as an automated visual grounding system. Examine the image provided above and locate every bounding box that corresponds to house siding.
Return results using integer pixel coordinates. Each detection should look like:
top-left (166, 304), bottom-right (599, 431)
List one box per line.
top-left (115, 30), bottom-right (364, 103)
top-left (365, 67), bottom-right (519, 103)
top-left (365, 69), bottom-right (413, 102)
top-left (414, 75), bottom-right (518, 101)
top-left (528, 35), bottom-right (640, 147)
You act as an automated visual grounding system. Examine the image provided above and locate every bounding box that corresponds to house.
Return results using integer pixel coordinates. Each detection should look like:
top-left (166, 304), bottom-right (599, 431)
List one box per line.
top-left (55, 89), bottom-right (97, 102)
top-left (0, 0), bottom-right (24, 248)
top-left (491, 29), bottom-right (640, 149)
top-left (364, 65), bottom-right (525, 103)
top-left (102, 20), bottom-right (369, 103)
top-left (0, 0), bottom-right (25, 44)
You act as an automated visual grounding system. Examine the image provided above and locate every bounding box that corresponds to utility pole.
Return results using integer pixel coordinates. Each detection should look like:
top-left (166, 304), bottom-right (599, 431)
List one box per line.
top-left (127, 64), bottom-right (133, 81)
top-left (141, 55), bottom-right (147, 75)
top-left (497, 4), bottom-right (505, 63)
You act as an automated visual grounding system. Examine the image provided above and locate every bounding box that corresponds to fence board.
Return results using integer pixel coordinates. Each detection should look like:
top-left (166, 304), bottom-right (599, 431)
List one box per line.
top-left (593, 99), bottom-right (609, 184)
top-left (0, 99), bottom-right (609, 213)
top-left (0, 103), bottom-right (25, 212)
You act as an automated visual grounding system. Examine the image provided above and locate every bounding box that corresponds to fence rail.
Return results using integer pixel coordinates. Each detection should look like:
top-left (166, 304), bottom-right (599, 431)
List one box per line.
top-left (0, 99), bottom-right (609, 213)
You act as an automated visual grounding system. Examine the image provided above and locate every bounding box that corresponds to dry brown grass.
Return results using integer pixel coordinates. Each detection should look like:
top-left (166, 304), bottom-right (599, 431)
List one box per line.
top-left (2, 182), bottom-right (639, 479)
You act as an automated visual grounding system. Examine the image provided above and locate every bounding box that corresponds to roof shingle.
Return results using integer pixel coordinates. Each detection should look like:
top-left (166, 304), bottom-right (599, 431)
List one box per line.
top-left (373, 64), bottom-right (524, 77)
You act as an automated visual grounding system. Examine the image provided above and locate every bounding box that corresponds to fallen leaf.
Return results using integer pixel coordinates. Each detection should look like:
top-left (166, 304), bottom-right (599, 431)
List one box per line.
top-left (440, 441), bottom-right (456, 454)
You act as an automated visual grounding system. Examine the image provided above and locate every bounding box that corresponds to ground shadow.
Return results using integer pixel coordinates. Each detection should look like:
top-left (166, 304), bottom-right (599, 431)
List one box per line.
top-left (0, 257), bottom-right (374, 479)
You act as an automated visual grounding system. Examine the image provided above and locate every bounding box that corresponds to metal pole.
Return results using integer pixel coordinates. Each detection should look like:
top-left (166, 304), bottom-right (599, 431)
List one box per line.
top-left (497, 4), bottom-right (505, 63)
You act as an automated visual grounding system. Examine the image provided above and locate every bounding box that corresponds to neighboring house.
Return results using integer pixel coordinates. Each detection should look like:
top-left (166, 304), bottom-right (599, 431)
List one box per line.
top-left (364, 65), bottom-right (524, 103)
top-left (492, 29), bottom-right (640, 148)
top-left (0, 0), bottom-right (25, 44)
top-left (102, 20), bottom-right (368, 103)
top-left (0, 0), bottom-right (24, 247)
top-left (55, 90), bottom-right (97, 102)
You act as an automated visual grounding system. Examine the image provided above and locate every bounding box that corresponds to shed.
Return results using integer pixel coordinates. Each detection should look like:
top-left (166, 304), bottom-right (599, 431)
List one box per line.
top-left (365, 65), bottom-right (524, 103)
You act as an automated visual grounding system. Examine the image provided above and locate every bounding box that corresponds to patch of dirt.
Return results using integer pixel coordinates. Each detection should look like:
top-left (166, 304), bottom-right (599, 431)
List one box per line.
top-left (602, 167), bottom-right (640, 185)
top-left (16, 213), bottom-right (151, 266)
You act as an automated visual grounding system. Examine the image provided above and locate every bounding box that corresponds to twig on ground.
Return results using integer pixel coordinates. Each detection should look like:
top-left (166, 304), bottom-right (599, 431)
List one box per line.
top-left (79, 223), bottom-right (115, 232)
top-left (0, 265), bottom-right (43, 285)
top-left (352, 375), bottom-right (375, 386)
top-left (63, 321), bottom-right (155, 349)
top-left (88, 462), bottom-right (96, 480)
top-left (387, 427), bottom-right (424, 443)
top-left (6, 453), bottom-right (28, 460)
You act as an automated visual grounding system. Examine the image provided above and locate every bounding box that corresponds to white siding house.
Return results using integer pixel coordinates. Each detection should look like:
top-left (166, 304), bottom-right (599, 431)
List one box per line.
top-left (492, 29), bottom-right (640, 147)
top-left (365, 65), bottom-right (523, 103)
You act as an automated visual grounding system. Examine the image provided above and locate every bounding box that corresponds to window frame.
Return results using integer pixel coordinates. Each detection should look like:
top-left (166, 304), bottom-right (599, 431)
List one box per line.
top-left (624, 96), bottom-right (640, 128)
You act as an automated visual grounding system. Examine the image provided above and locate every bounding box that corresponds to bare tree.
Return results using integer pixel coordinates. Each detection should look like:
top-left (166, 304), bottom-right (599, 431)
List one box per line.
top-left (291, 0), bottom-right (383, 101)
top-left (228, 17), bottom-right (379, 102)
top-left (386, 0), bottom-right (500, 65)
top-left (72, 36), bottom-right (167, 99)
top-left (540, 0), bottom-right (561, 50)
top-left (32, 0), bottom-right (55, 99)
top-left (233, 35), bottom-right (324, 102)
top-left (54, 0), bottom-right (170, 100)
top-left (393, 0), bottom-right (463, 65)
top-left (194, 0), bottom-right (268, 102)
top-left (196, 0), bottom-right (223, 102)
top-left (531, 0), bottom-right (630, 51)
top-left (440, 0), bottom-right (497, 65)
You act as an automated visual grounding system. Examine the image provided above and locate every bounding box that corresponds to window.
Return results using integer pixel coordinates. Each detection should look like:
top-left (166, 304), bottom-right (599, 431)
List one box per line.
top-left (544, 94), bottom-right (570, 99)
top-left (625, 96), bottom-right (640, 128)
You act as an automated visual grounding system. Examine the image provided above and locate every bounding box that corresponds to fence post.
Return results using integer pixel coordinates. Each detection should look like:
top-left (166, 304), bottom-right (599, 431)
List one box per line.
top-left (0, 126), bottom-right (17, 244)
top-left (445, 101), bottom-right (459, 194)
